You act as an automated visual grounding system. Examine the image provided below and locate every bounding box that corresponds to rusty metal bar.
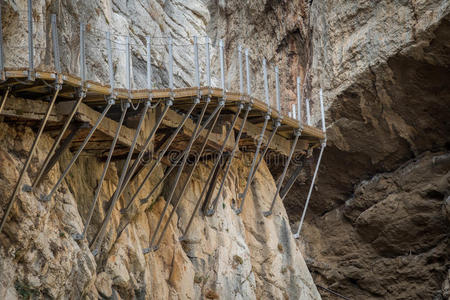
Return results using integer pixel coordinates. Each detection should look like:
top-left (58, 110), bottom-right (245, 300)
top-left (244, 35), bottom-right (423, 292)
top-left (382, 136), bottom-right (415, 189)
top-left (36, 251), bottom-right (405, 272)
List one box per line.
top-left (0, 84), bottom-right (61, 233)
top-left (143, 97), bottom-right (213, 254)
top-left (121, 100), bottom-right (198, 213)
top-left (206, 104), bottom-right (251, 216)
top-left (73, 103), bottom-right (130, 241)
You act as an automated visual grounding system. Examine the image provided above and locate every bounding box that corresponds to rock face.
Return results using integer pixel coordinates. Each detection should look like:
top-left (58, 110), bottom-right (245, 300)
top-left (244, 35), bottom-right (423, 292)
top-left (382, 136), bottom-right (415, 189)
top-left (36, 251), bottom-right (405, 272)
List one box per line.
top-left (280, 0), bottom-right (450, 299)
top-left (0, 0), bottom-right (320, 299)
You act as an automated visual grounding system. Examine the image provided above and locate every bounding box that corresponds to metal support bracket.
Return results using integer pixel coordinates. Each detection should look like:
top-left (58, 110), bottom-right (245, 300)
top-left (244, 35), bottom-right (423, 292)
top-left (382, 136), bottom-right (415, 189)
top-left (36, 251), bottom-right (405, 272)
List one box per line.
top-left (120, 98), bottom-right (199, 214)
top-left (293, 141), bottom-right (326, 239)
top-left (235, 117), bottom-right (280, 215)
top-left (205, 103), bottom-right (251, 216)
top-left (72, 103), bottom-right (130, 241)
top-left (151, 102), bottom-right (222, 252)
top-left (138, 98), bottom-right (223, 207)
top-left (200, 102), bottom-right (246, 215)
top-left (0, 86), bottom-right (11, 115)
top-left (0, 84), bottom-right (60, 233)
top-left (143, 97), bottom-right (213, 254)
top-left (263, 128), bottom-right (302, 217)
top-left (90, 99), bottom-right (151, 254)
top-left (40, 98), bottom-right (114, 202)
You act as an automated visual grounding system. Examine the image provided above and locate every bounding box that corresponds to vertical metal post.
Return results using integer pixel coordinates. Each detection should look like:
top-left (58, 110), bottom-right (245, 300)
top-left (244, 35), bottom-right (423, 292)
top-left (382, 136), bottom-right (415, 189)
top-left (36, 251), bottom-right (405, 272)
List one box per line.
top-left (245, 48), bottom-right (251, 96)
top-left (263, 59), bottom-right (269, 106)
top-left (106, 32), bottom-right (114, 94)
top-left (194, 36), bottom-right (200, 89)
top-left (51, 14), bottom-right (61, 76)
top-left (306, 98), bottom-right (311, 126)
top-left (320, 89), bottom-right (326, 133)
top-left (146, 36), bottom-right (152, 91)
top-left (219, 39), bottom-right (225, 92)
top-left (297, 77), bottom-right (302, 127)
top-left (206, 36), bottom-right (211, 88)
top-left (275, 66), bottom-right (280, 112)
top-left (292, 104), bottom-right (296, 119)
top-left (27, 0), bottom-right (34, 80)
top-left (168, 36), bottom-right (174, 92)
top-left (0, 87), bottom-right (61, 233)
top-left (0, 2), bottom-right (4, 81)
top-left (238, 45), bottom-right (243, 94)
top-left (126, 36), bottom-right (131, 93)
top-left (80, 22), bottom-right (86, 85)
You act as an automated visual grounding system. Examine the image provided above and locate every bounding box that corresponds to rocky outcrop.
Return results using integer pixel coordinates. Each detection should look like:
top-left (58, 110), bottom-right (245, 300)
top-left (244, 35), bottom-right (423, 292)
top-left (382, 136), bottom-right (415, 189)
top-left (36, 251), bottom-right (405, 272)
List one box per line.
top-left (281, 0), bottom-right (450, 299)
top-left (0, 120), bottom-right (320, 299)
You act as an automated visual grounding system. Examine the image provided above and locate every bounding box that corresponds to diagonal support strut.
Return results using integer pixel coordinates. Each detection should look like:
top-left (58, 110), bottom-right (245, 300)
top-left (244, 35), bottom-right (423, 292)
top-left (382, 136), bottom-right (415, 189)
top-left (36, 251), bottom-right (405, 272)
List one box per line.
top-left (72, 102), bottom-right (130, 241)
top-left (121, 100), bottom-right (198, 214)
top-left (263, 129), bottom-right (302, 217)
top-left (205, 104), bottom-right (252, 216)
top-left (0, 84), bottom-right (61, 233)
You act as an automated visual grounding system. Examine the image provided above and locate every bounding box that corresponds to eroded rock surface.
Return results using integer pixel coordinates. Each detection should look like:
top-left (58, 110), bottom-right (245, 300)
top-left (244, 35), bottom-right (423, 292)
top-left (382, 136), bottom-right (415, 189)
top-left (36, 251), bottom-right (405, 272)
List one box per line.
top-left (282, 1), bottom-right (450, 299)
top-left (0, 0), bottom-right (321, 299)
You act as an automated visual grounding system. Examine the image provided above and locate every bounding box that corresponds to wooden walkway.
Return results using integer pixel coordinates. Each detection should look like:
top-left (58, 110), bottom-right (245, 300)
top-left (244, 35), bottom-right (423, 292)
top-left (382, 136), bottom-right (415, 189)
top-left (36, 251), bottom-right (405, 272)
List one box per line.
top-left (0, 69), bottom-right (324, 162)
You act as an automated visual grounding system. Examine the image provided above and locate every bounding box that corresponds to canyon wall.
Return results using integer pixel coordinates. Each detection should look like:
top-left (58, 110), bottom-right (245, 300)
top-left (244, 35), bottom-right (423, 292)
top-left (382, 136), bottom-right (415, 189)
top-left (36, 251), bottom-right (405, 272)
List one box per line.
top-left (0, 0), bottom-right (321, 299)
top-left (287, 1), bottom-right (450, 299)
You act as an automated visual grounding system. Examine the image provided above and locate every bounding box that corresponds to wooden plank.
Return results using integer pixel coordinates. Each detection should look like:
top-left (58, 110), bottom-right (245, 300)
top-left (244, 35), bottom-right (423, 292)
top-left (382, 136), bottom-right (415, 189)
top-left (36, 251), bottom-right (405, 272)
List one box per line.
top-left (2, 68), bottom-right (325, 143)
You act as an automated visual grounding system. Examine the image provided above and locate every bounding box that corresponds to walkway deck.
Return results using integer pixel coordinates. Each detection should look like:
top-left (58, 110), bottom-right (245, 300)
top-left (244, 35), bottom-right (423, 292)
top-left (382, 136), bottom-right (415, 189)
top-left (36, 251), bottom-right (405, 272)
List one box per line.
top-left (0, 69), bottom-right (324, 161)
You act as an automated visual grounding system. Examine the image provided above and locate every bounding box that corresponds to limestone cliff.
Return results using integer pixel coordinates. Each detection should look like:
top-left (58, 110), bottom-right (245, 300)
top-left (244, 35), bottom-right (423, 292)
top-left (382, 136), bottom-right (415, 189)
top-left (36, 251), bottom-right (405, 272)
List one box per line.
top-left (0, 0), bottom-right (320, 299)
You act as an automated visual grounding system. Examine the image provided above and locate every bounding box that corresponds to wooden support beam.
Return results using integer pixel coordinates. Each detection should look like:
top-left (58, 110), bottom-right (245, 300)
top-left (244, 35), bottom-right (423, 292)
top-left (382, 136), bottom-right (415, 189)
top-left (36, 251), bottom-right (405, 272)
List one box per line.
top-left (57, 101), bottom-right (148, 152)
top-left (0, 96), bottom-right (63, 122)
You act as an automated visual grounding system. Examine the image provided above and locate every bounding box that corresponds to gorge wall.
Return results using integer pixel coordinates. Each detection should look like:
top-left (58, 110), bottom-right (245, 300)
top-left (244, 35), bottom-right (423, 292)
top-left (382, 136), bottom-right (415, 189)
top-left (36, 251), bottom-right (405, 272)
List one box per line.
top-left (0, 0), bottom-right (321, 299)
top-left (1, 0), bottom-right (449, 299)
top-left (285, 1), bottom-right (450, 299)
